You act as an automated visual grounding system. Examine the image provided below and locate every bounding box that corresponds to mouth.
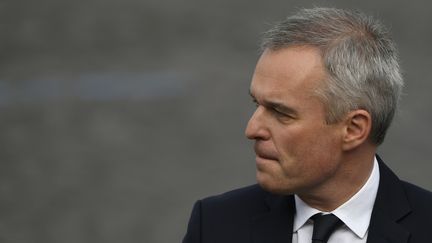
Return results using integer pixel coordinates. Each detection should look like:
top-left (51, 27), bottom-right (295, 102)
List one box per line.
top-left (255, 154), bottom-right (279, 171)
top-left (253, 141), bottom-right (279, 169)
top-left (255, 152), bottom-right (277, 161)
top-left (254, 145), bottom-right (278, 162)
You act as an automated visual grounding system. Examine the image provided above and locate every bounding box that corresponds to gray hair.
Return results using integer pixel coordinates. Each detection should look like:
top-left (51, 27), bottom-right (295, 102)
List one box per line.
top-left (261, 7), bottom-right (403, 145)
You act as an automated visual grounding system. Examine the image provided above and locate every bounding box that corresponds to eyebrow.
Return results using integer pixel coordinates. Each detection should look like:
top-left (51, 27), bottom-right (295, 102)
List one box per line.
top-left (249, 90), bottom-right (298, 116)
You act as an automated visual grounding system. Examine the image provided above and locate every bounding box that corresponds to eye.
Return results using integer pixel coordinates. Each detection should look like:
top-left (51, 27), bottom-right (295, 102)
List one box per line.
top-left (271, 108), bottom-right (286, 116)
top-left (271, 108), bottom-right (295, 121)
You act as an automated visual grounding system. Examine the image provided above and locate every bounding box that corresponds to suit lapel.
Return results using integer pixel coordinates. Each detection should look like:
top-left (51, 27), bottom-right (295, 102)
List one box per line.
top-left (367, 210), bottom-right (410, 243)
top-left (366, 156), bottom-right (411, 243)
top-left (251, 193), bottom-right (295, 243)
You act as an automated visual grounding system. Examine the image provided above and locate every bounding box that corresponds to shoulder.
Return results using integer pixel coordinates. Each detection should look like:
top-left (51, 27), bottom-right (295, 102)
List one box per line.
top-left (190, 184), bottom-right (275, 224)
top-left (199, 184), bottom-right (269, 213)
top-left (377, 156), bottom-right (432, 212)
top-left (396, 181), bottom-right (432, 241)
top-left (202, 184), bottom-right (268, 203)
top-left (401, 180), bottom-right (432, 210)
top-left (184, 185), bottom-right (272, 242)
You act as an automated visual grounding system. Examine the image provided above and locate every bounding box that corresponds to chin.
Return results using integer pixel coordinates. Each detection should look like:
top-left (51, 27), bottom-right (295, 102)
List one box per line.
top-left (256, 173), bottom-right (293, 195)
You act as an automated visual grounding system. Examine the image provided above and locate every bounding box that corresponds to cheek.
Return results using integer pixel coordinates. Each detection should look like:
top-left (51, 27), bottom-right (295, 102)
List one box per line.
top-left (299, 132), bottom-right (342, 177)
top-left (273, 126), bottom-right (314, 160)
top-left (275, 127), bottom-right (341, 173)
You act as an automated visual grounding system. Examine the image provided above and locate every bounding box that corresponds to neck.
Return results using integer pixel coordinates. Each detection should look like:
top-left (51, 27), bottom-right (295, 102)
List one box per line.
top-left (297, 145), bottom-right (376, 212)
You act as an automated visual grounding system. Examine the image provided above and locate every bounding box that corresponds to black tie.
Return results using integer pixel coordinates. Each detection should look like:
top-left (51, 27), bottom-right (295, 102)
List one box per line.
top-left (311, 213), bottom-right (343, 243)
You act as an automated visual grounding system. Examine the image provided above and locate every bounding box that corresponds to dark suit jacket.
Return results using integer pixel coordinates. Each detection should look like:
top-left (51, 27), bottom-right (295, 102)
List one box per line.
top-left (183, 156), bottom-right (432, 243)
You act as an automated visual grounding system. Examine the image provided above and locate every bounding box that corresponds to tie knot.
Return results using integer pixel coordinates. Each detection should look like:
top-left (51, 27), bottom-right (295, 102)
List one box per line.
top-left (311, 213), bottom-right (343, 243)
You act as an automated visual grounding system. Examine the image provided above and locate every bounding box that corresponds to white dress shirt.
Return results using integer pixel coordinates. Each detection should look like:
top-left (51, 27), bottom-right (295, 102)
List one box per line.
top-left (292, 157), bottom-right (380, 243)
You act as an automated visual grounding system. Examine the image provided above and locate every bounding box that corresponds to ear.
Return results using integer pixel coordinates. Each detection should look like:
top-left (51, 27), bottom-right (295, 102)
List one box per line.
top-left (342, 109), bottom-right (372, 151)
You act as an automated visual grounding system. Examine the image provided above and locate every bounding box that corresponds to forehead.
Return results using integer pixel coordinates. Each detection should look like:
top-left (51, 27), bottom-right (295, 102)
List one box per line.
top-left (250, 46), bottom-right (327, 99)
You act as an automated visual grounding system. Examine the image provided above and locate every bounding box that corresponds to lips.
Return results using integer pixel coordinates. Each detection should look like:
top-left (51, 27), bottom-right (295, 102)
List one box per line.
top-left (256, 151), bottom-right (277, 160)
top-left (254, 143), bottom-right (278, 161)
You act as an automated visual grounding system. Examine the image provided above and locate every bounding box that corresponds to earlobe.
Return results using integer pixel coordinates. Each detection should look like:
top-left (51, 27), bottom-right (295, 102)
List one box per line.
top-left (342, 110), bottom-right (372, 151)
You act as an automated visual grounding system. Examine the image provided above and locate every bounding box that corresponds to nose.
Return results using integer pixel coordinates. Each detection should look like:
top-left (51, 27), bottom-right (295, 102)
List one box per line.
top-left (245, 107), bottom-right (271, 140)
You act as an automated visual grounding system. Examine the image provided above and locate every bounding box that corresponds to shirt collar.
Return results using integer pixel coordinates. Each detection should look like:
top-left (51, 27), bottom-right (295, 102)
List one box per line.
top-left (293, 156), bottom-right (380, 238)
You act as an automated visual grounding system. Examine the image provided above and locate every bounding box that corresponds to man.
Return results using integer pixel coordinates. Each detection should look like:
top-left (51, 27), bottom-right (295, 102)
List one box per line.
top-left (183, 7), bottom-right (432, 243)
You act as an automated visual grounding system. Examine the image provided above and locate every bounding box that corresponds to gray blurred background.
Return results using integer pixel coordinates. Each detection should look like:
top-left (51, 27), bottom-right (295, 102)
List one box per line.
top-left (1, 0), bottom-right (431, 242)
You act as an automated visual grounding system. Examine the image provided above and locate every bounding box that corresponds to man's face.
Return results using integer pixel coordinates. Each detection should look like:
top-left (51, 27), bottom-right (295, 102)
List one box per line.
top-left (246, 46), bottom-right (346, 196)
